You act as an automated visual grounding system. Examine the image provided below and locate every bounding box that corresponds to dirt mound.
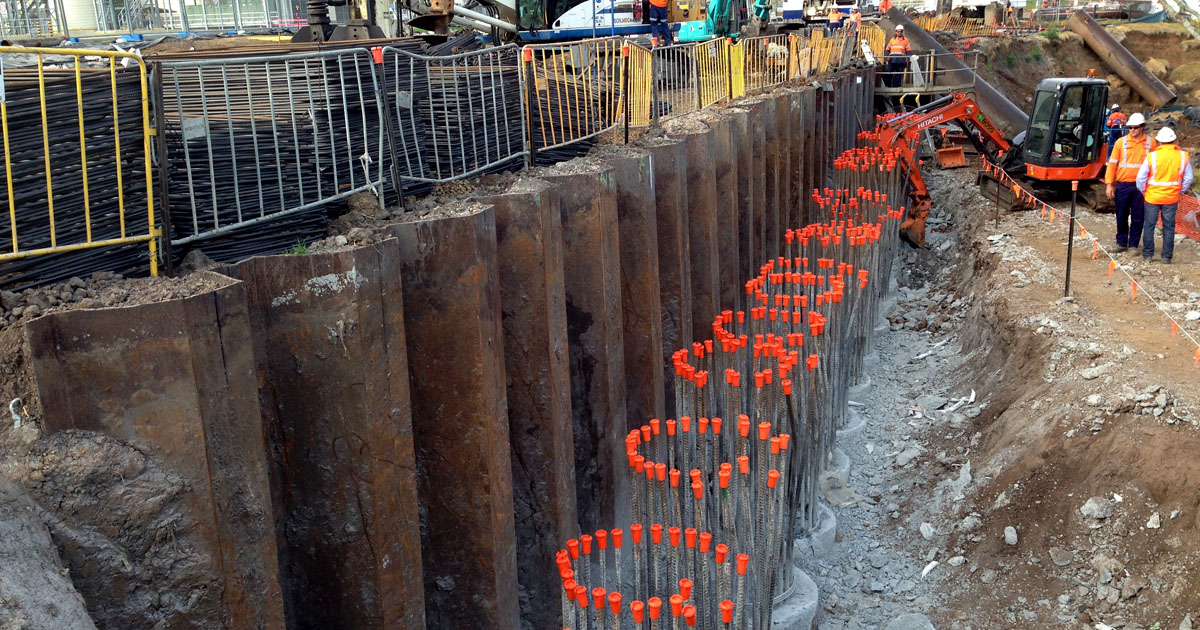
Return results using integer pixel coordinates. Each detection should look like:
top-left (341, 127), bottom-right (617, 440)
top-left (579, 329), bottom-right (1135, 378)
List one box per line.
top-left (1146, 58), bottom-right (1170, 81)
top-left (0, 424), bottom-right (227, 628)
top-left (1171, 61), bottom-right (1200, 94)
top-left (916, 168), bottom-right (1200, 628)
top-left (965, 25), bottom-right (1199, 149)
top-left (0, 476), bottom-right (96, 629)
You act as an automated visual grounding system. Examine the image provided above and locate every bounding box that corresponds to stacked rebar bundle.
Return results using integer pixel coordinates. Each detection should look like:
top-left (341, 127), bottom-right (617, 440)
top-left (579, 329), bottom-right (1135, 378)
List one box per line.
top-left (554, 137), bottom-right (913, 629)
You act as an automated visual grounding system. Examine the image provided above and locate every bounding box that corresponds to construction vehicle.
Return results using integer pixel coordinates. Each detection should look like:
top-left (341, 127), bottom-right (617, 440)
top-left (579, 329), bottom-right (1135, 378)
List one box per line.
top-left (406, 0), bottom-right (699, 40)
top-left (777, 0), bottom-right (855, 25)
top-left (880, 77), bottom-right (1110, 246)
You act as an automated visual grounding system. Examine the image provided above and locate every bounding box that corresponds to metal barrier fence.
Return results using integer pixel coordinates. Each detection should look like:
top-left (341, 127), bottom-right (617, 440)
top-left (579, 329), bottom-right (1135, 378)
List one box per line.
top-left (627, 42), bottom-right (654, 128)
top-left (157, 47), bottom-right (389, 246)
top-left (806, 30), bottom-right (852, 75)
top-left (649, 42), bottom-right (704, 124)
top-left (523, 37), bottom-right (628, 154)
top-left (0, 47), bottom-right (158, 280)
top-left (0, 35), bottom-right (859, 282)
top-left (694, 38), bottom-right (731, 109)
top-left (876, 50), bottom-right (979, 93)
top-left (914, 14), bottom-right (1004, 37)
top-left (740, 34), bottom-right (789, 95)
top-left (381, 44), bottom-right (526, 185)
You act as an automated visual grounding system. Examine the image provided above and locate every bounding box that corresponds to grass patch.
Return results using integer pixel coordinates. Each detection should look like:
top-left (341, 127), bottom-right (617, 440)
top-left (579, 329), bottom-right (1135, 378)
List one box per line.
top-left (1032, 44), bottom-right (1043, 62)
top-left (1044, 23), bottom-right (1060, 40)
top-left (1006, 53), bottom-right (1017, 68)
top-left (287, 240), bottom-right (311, 255)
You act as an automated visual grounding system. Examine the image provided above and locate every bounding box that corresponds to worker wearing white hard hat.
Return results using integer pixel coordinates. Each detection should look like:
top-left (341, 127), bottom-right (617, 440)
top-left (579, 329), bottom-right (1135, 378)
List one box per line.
top-left (1104, 112), bottom-right (1153, 251)
top-left (884, 25), bottom-right (910, 88)
top-left (1106, 104), bottom-right (1127, 152)
top-left (1136, 125), bottom-right (1193, 263)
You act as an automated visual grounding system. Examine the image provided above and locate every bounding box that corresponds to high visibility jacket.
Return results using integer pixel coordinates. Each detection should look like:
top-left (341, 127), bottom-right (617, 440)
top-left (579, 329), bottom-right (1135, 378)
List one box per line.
top-left (850, 10), bottom-right (862, 26)
top-left (650, 0), bottom-right (667, 9)
top-left (886, 36), bottom-right (910, 55)
top-left (1105, 111), bottom-right (1126, 129)
top-left (1138, 144), bottom-right (1193, 205)
top-left (828, 9), bottom-right (842, 23)
top-left (1105, 134), bottom-right (1154, 184)
top-left (880, 0), bottom-right (893, 11)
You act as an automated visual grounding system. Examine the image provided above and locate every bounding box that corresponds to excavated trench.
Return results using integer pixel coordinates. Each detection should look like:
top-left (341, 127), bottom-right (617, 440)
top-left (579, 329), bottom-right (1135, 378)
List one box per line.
top-left (805, 166), bottom-right (1200, 629)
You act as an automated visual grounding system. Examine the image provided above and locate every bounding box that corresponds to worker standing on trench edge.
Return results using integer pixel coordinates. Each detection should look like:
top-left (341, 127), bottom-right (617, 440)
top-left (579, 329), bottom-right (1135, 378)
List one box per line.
top-left (883, 25), bottom-right (911, 89)
top-left (1106, 104), bottom-right (1127, 153)
top-left (1137, 126), bottom-right (1194, 264)
top-left (649, 0), bottom-right (672, 46)
top-left (827, 6), bottom-right (843, 33)
top-left (849, 7), bottom-right (862, 31)
top-left (1105, 112), bottom-right (1153, 252)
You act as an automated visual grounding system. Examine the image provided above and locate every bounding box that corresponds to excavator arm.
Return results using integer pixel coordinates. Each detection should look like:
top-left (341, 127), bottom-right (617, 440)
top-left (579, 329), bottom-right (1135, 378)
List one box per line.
top-left (877, 92), bottom-right (1013, 246)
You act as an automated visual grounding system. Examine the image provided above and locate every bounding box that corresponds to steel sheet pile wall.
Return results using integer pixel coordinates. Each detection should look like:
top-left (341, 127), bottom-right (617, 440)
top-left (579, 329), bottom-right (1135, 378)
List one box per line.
top-left (0, 64), bottom-right (153, 286)
top-left (23, 68), bottom-right (879, 630)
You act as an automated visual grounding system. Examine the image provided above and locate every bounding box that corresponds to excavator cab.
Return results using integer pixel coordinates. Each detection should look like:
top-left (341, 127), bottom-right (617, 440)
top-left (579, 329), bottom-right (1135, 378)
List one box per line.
top-left (1021, 78), bottom-right (1109, 182)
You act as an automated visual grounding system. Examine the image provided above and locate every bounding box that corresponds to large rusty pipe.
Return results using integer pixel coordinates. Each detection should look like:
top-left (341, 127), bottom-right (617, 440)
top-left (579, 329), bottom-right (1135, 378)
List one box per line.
top-left (1067, 10), bottom-right (1177, 109)
top-left (882, 8), bottom-right (1030, 138)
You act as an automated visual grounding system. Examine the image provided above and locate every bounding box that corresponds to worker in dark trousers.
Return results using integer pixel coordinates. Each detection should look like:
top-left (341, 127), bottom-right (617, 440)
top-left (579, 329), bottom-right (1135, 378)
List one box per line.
top-left (649, 0), bottom-right (672, 45)
top-left (1105, 113), bottom-right (1153, 252)
top-left (884, 25), bottom-right (911, 88)
top-left (827, 6), bottom-right (843, 34)
top-left (1105, 104), bottom-right (1127, 153)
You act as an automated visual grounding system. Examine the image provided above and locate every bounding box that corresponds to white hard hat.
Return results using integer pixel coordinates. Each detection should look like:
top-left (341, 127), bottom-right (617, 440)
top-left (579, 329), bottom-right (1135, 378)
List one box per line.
top-left (1156, 126), bottom-right (1177, 143)
top-left (896, 24), bottom-right (904, 30)
top-left (1111, 104), bottom-right (1120, 110)
top-left (1127, 113), bottom-right (1146, 126)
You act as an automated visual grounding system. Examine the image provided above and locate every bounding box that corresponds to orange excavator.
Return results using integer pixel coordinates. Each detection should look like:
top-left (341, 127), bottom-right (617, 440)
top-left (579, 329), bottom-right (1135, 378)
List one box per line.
top-left (876, 78), bottom-right (1111, 246)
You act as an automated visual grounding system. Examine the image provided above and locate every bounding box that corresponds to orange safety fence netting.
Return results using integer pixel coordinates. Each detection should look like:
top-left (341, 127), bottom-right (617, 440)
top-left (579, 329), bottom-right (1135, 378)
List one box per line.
top-left (1167, 194), bottom-right (1200, 242)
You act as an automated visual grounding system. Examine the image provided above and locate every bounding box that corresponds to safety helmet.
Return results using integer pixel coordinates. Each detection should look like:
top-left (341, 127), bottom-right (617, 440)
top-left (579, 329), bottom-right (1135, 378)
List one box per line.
top-left (1110, 104), bottom-right (1120, 110)
top-left (1126, 113), bottom-right (1146, 127)
top-left (895, 24), bottom-right (904, 30)
top-left (1156, 126), bottom-right (1177, 143)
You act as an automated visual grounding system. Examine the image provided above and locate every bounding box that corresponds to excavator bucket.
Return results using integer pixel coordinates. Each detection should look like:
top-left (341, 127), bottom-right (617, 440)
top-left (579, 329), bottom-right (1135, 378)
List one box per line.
top-left (936, 146), bottom-right (968, 169)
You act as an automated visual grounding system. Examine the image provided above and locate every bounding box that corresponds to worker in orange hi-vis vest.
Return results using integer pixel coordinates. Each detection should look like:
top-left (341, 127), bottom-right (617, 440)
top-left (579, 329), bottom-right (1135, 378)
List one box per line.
top-left (849, 7), bottom-right (862, 30)
top-left (827, 7), bottom-right (843, 33)
top-left (1137, 126), bottom-right (1194, 263)
top-left (648, 0), bottom-right (671, 46)
top-left (1104, 112), bottom-right (1154, 251)
top-left (883, 25), bottom-right (910, 88)
top-left (1105, 104), bottom-right (1127, 152)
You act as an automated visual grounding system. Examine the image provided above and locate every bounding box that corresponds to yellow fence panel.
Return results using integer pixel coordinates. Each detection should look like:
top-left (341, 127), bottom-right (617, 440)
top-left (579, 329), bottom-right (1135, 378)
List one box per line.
top-left (626, 42), bottom-right (654, 127)
top-left (729, 40), bottom-right (746, 100)
top-left (741, 34), bottom-right (789, 94)
top-left (693, 38), bottom-right (730, 109)
top-left (524, 37), bottom-right (626, 152)
top-left (862, 23), bottom-right (886, 57)
top-left (0, 47), bottom-right (158, 274)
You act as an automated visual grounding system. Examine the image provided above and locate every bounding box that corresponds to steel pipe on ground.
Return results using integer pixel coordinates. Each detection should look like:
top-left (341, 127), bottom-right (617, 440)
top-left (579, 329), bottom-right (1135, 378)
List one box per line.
top-left (882, 8), bottom-right (1030, 138)
top-left (1067, 10), bottom-right (1177, 109)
